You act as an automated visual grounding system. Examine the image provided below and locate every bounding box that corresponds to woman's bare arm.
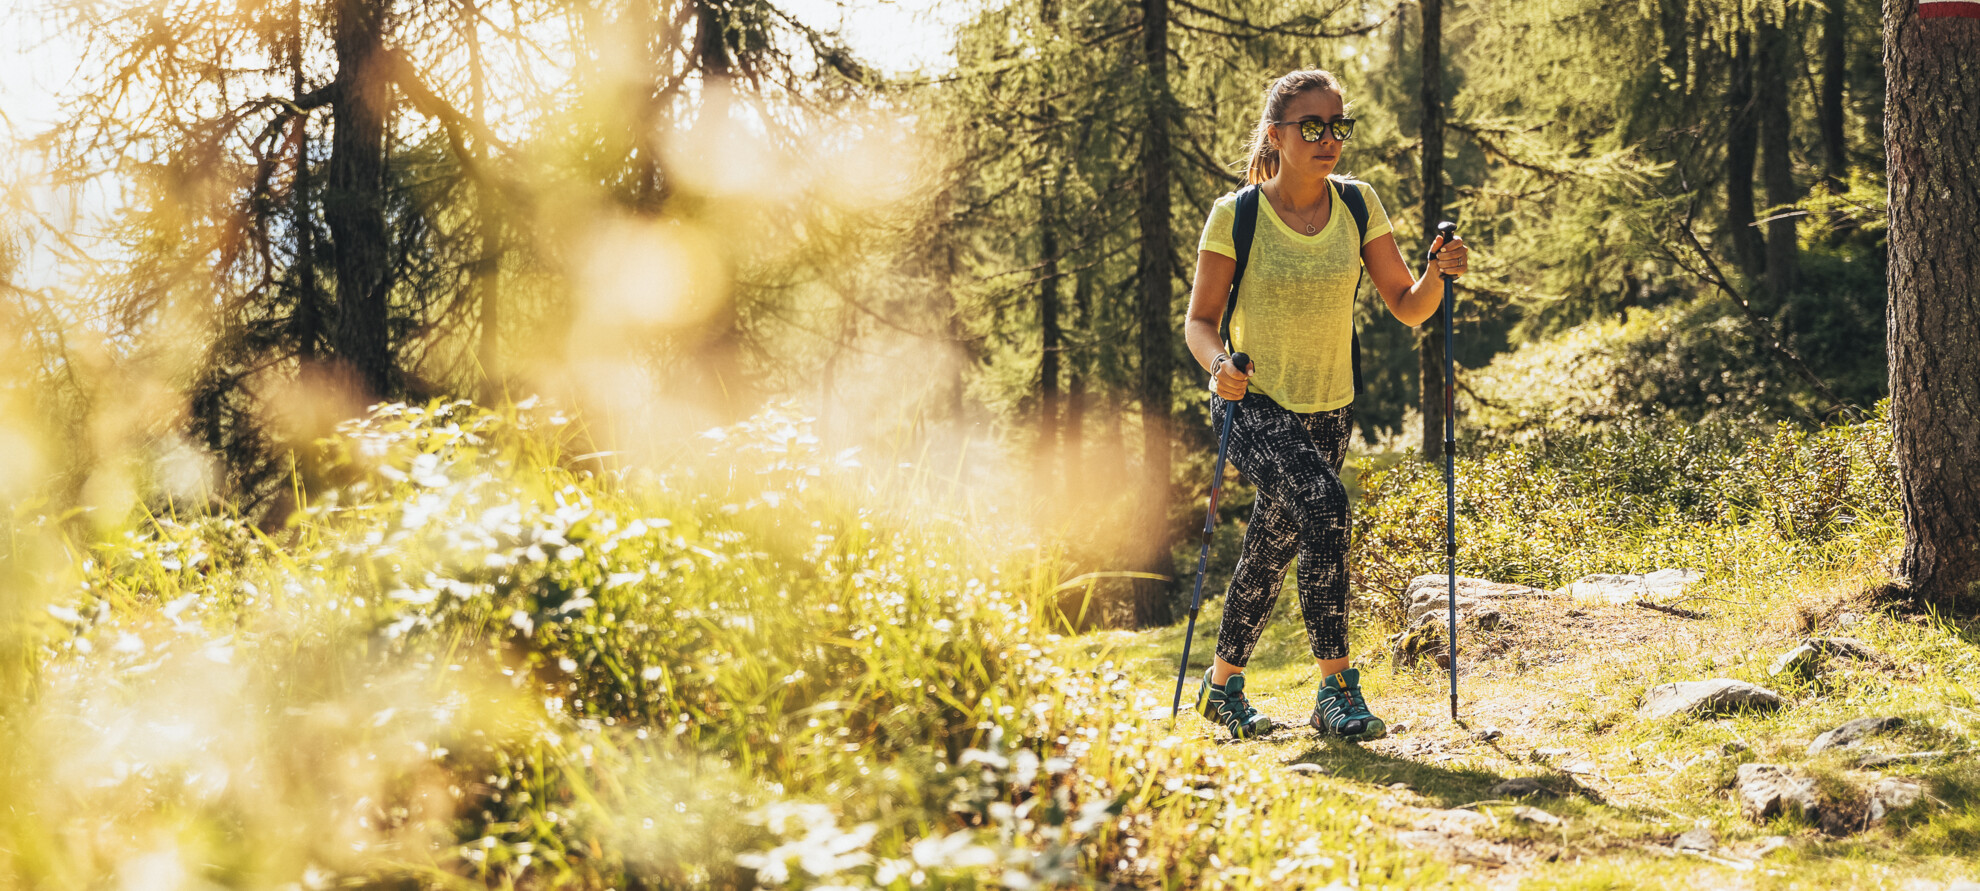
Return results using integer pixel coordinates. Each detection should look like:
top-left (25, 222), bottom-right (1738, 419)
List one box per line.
top-left (1186, 250), bottom-right (1253, 400)
top-left (1362, 232), bottom-right (1468, 327)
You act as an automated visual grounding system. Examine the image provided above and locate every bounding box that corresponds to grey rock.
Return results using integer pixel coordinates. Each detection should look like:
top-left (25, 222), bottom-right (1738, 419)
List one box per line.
top-left (1737, 764), bottom-right (1820, 823)
top-left (1640, 679), bottom-right (1786, 720)
top-left (1404, 574), bottom-right (1550, 625)
top-left (1744, 836), bottom-right (1791, 858)
top-left (1562, 568), bottom-right (1702, 605)
top-left (1859, 749), bottom-right (1961, 769)
top-left (1286, 762), bottom-right (1328, 775)
top-left (1473, 726), bottom-right (1504, 742)
top-left (1673, 825), bottom-right (1716, 852)
top-left (1491, 776), bottom-right (1556, 798)
top-left (1414, 808), bottom-right (1492, 834)
top-left (1512, 805), bottom-right (1560, 826)
top-left (1808, 717), bottom-right (1905, 755)
top-left (1769, 644), bottom-right (1821, 679)
top-left (1812, 636), bottom-right (1882, 662)
top-left (1867, 777), bottom-right (1923, 823)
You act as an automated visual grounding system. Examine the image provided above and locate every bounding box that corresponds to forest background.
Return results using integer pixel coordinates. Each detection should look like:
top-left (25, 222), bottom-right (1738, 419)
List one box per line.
top-left (7, 0), bottom-right (1974, 886)
top-left (0, 0), bottom-right (1893, 628)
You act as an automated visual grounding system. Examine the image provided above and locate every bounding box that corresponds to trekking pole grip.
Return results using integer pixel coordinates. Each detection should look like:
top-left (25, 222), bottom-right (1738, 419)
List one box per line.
top-left (1435, 222), bottom-right (1458, 280)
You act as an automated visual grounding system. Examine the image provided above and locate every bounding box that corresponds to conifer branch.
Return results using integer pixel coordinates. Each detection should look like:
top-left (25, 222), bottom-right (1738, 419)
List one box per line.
top-left (1169, 0), bottom-right (1400, 39)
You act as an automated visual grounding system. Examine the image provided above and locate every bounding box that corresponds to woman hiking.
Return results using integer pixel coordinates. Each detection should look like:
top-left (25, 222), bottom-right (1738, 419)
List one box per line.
top-left (1185, 69), bottom-right (1469, 741)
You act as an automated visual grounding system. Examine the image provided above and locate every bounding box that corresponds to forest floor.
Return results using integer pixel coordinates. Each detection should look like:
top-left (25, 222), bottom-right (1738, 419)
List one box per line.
top-left (1081, 570), bottom-right (1980, 889)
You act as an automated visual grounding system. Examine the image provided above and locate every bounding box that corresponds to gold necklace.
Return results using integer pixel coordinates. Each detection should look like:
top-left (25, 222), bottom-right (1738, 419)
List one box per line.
top-left (1270, 182), bottom-right (1327, 234)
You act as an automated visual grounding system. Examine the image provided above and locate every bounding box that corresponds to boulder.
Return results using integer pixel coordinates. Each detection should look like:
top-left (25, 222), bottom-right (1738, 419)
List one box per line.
top-left (1561, 568), bottom-right (1702, 605)
top-left (1673, 825), bottom-right (1716, 853)
top-left (1769, 644), bottom-right (1821, 679)
top-left (1639, 679), bottom-right (1786, 720)
top-left (1808, 717), bottom-right (1905, 755)
top-left (1404, 574), bottom-right (1550, 624)
top-left (1390, 577), bottom-right (1528, 667)
top-left (1812, 636), bottom-right (1883, 662)
top-left (1866, 777), bottom-right (1923, 824)
top-left (1512, 805), bottom-right (1560, 826)
top-left (1773, 637), bottom-right (1888, 679)
top-left (1737, 764), bottom-right (1820, 823)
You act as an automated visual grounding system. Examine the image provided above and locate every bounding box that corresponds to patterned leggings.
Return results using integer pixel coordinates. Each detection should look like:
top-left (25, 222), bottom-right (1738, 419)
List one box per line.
top-left (1211, 391), bottom-right (1354, 666)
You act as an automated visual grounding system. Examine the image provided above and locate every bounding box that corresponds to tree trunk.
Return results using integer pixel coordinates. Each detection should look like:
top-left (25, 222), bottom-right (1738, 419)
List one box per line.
top-left (289, 1), bottom-right (320, 363)
top-left (465, 0), bottom-right (503, 402)
top-left (1038, 192), bottom-right (1062, 492)
top-left (1037, 0), bottom-right (1062, 493)
top-left (1726, 26), bottom-right (1766, 279)
top-left (1065, 265), bottom-right (1091, 492)
top-left (1132, 0), bottom-right (1176, 628)
top-left (1757, 13), bottom-right (1800, 309)
top-left (1418, 0), bottom-right (1447, 464)
top-left (1885, 0), bottom-right (1980, 609)
top-left (690, 1), bottom-right (753, 413)
top-left (325, 0), bottom-right (395, 399)
top-left (1821, 0), bottom-right (1849, 192)
top-left (1660, 0), bottom-right (1690, 91)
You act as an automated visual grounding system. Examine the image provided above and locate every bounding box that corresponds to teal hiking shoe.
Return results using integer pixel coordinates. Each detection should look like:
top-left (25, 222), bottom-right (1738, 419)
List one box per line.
top-left (1311, 668), bottom-right (1387, 742)
top-left (1193, 667), bottom-right (1275, 739)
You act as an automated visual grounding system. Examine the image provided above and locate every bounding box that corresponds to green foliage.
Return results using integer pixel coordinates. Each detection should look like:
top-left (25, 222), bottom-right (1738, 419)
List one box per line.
top-left (1350, 405), bottom-right (1900, 627)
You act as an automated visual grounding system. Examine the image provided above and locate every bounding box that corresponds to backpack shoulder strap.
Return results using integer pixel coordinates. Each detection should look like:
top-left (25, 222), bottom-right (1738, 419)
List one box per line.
top-left (1331, 176), bottom-right (1371, 246)
top-left (1331, 176), bottom-right (1372, 400)
top-left (1219, 184), bottom-right (1261, 353)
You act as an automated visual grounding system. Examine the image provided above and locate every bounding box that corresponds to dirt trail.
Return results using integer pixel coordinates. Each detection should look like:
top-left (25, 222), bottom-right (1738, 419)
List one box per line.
top-left (1139, 588), bottom-right (1800, 887)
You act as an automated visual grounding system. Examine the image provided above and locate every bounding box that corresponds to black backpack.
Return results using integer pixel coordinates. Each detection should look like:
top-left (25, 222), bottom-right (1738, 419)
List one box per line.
top-left (1217, 176), bottom-right (1373, 398)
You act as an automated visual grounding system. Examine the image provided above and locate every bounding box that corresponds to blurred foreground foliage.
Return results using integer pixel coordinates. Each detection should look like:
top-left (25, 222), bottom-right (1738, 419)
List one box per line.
top-left (0, 400), bottom-right (1453, 888)
top-left (0, 388), bottom-right (1916, 888)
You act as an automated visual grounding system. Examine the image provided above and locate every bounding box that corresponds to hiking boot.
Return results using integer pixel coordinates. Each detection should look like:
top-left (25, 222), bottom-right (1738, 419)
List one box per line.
top-left (1311, 668), bottom-right (1387, 742)
top-left (1194, 667), bottom-right (1275, 739)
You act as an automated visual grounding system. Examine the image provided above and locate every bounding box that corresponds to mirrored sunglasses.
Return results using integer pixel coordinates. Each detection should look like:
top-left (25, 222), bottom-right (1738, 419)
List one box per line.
top-left (1275, 117), bottom-right (1356, 142)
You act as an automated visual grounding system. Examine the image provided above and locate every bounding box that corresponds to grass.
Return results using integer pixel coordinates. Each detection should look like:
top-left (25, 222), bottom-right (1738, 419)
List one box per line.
top-left (1, 398), bottom-right (1976, 888)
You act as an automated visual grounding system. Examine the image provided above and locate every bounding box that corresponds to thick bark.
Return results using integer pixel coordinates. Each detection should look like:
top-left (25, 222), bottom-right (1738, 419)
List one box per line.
top-left (1756, 14), bottom-right (1800, 308)
top-left (1133, 0), bottom-right (1176, 628)
top-left (1418, 0), bottom-right (1447, 463)
top-left (1885, 0), bottom-right (1980, 609)
top-left (1726, 28), bottom-right (1766, 279)
top-left (324, 0), bottom-right (395, 398)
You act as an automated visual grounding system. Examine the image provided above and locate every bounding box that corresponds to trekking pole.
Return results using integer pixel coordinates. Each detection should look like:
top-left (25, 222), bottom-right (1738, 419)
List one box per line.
top-left (1172, 352), bottom-right (1251, 719)
top-left (1432, 221), bottom-right (1460, 722)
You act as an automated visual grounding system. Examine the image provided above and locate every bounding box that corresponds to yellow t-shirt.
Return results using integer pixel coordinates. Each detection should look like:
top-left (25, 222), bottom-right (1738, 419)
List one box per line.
top-left (1196, 179), bottom-right (1393, 413)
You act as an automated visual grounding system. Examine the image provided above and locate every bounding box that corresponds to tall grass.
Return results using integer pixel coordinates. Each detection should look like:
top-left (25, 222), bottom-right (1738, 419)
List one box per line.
top-left (1350, 403), bottom-right (1902, 628)
top-left (0, 396), bottom-right (1933, 888)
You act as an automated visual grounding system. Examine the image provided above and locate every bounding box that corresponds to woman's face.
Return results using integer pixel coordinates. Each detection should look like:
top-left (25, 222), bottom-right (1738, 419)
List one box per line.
top-left (1268, 88), bottom-right (1348, 180)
